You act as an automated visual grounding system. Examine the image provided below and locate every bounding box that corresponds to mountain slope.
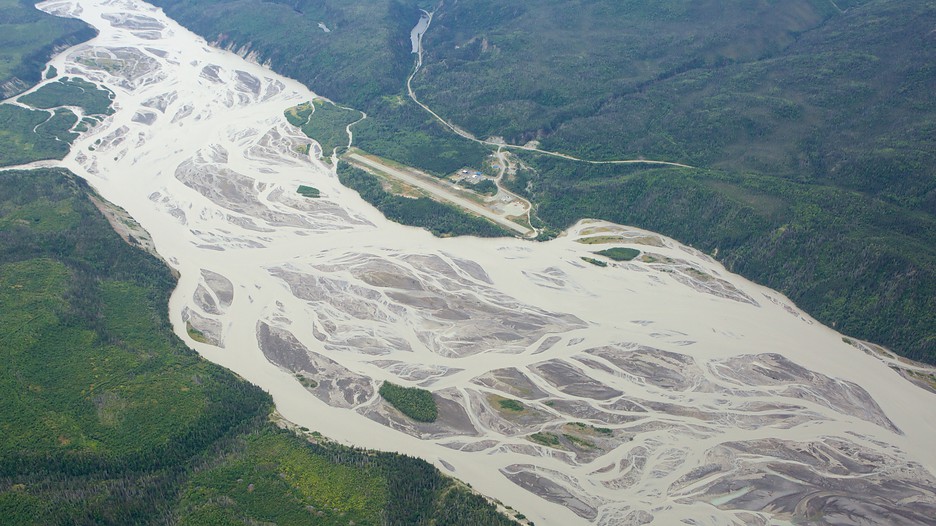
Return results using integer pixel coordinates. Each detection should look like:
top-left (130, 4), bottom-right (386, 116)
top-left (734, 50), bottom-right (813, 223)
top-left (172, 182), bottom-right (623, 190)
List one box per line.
top-left (0, 0), bottom-right (97, 97)
top-left (145, 0), bottom-right (935, 361)
top-left (0, 168), bottom-right (521, 525)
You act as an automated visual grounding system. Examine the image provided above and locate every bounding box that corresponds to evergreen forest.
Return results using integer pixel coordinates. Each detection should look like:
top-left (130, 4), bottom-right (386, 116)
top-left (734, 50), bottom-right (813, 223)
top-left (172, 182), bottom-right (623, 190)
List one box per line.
top-left (147, 0), bottom-right (936, 363)
top-left (0, 5), bottom-right (521, 524)
top-left (0, 168), bottom-right (520, 525)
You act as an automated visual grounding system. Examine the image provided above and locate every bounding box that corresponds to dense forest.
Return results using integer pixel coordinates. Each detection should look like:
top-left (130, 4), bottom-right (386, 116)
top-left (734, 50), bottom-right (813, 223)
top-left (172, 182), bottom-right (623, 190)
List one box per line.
top-left (0, 0), bottom-right (96, 97)
top-left (146, 0), bottom-right (936, 363)
top-left (379, 382), bottom-right (438, 423)
top-left (19, 76), bottom-right (115, 116)
top-left (0, 168), bottom-right (520, 525)
top-left (0, 76), bottom-right (114, 167)
top-left (514, 157), bottom-right (936, 363)
top-left (0, 104), bottom-right (76, 164)
top-left (284, 99), bottom-right (360, 160)
top-left (0, 7), bottom-right (522, 520)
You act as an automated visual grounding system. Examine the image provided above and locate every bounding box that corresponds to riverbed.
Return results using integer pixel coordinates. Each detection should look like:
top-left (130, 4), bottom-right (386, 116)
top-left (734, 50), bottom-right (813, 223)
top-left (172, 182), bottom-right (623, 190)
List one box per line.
top-left (28, 0), bottom-right (936, 524)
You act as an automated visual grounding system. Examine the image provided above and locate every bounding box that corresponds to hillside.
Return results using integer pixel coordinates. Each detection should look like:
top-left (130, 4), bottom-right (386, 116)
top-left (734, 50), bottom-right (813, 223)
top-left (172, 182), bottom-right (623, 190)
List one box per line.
top-left (6, 2), bottom-right (936, 523)
top-left (0, 0), bottom-right (96, 97)
top-left (417, 0), bottom-right (936, 361)
top-left (0, 168), bottom-right (520, 525)
top-left (145, 0), bottom-right (936, 363)
top-left (0, 76), bottom-right (114, 166)
top-left (0, 5), bottom-right (522, 522)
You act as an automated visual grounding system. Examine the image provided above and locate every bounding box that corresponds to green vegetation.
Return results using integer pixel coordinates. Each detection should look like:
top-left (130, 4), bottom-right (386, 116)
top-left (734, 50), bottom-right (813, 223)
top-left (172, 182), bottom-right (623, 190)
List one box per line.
top-left (180, 426), bottom-right (520, 525)
top-left (528, 432), bottom-right (561, 448)
top-left (563, 434), bottom-right (596, 449)
top-left (0, 168), bottom-right (269, 523)
top-left (0, 0), bottom-right (96, 97)
top-left (417, 0), bottom-right (843, 157)
top-left (581, 257), bottom-right (607, 268)
top-left (0, 104), bottom-right (74, 166)
top-left (177, 428), bottom-right (386, 525)
top-left (19, 77), bottom-right (115, 116)
top-left (0, 74), bottom-right (113, 168)
top-left (139, 0), bottom-right (935, 362)
top-left (906, 370), bottom-right (936, 391)
top-left (285, 99), bottom-right (360, 159)
top-left (0, 168), bottom-right (518, 525)
top-left (497, 398), bottom-right (525, 412)
top-left (577, 236), bottom-right (624, 245)
top-left (459, 177), bottom-right (498, 196)
top-left (186, 321), bottom-right (210, 343)
top-left (530, 424), bottom-right (613, 451)
top-left (526, 422), bottom-right (621, 452)
top-left (352, 98), bottom-right (493, 177)
top-left (296, 184), bottom-right (321, 198)
top-left (294, 373), bottom-right (317, 388)
top-left (284, 101), bottom-right (313, 125)
top-left (567, 422), bottom-right (612, 436)
top-left (379, 381), bottom-right (437, 423)
top-left (39, 107), bottom-right (79, 140)
top-left (595, 247), bottom-right (640, 262)
top-left (338, 161), bottom-right (510, 238)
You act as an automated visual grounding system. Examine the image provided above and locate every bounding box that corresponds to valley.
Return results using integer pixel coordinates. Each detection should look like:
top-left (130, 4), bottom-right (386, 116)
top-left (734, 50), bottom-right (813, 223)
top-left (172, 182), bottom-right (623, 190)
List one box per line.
top-left (148, 0), bottom-right (936, 364)
top-left (3, 0), bottom-right (933, 524)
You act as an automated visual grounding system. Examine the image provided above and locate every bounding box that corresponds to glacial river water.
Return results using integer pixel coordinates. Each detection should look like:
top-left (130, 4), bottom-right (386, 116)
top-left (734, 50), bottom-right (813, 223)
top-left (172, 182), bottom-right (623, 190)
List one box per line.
top-left (23, 0), bottom-right (936, 524)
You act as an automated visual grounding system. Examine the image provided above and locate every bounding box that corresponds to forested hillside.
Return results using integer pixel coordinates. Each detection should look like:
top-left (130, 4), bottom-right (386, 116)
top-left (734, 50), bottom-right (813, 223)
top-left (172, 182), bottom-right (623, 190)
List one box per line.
top-left (0, 168), bottom-right (520, 525)
top-left (419, 0), bottom-right (936, 362)
top-left (0, 5), bottom-right (523, 521)
top-left (0, 0), bottom-right (96, 97)
top-left (0, 1), bottom-right (105, 166)
top-left (145, 0), bottom-right (935, 362)
top-left (149, 0), bottom-right (418, 109)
